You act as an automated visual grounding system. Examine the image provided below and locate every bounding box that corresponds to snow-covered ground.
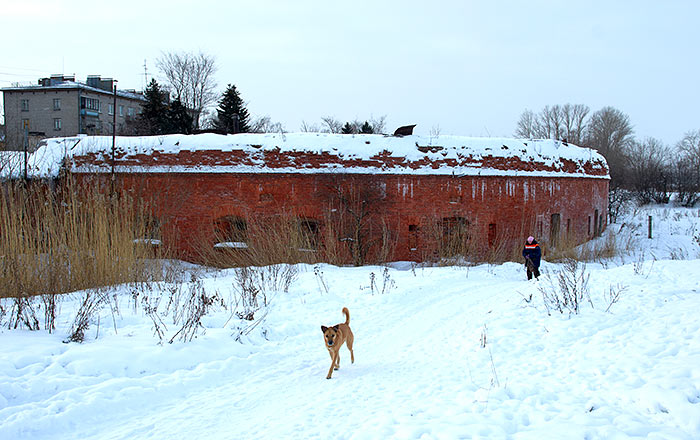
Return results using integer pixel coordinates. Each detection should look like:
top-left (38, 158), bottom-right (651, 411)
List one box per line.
top-left (1, 204), bottom-right (700, 439)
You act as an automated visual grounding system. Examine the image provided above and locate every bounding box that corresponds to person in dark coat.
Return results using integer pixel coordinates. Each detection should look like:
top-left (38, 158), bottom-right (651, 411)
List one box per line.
top-left (522, 236), bottom-right (541, 280)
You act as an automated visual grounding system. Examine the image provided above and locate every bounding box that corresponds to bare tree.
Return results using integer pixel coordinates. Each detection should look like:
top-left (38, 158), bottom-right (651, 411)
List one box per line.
top-left (300, 120), bottom-right (321, 133)
top-left (560, 104), bottom-right (589, 145)
top-left (514, 104), bottom-right (588, 144)
top-left (321, 116), bottom-right (343, 134)
top-left (327, 179), bottom-right (387, 266)
top-left (585, 106), bottom-right (634, 157)
top-left (539, 105), bottom-right (565, 140)
top-left (368, 115), bottom-right (387, 134)
top-left (156, 51), bottom-right (218, 129)
top-left (301, 115), bottom-right (387, 134)
top-left (627, 137), bottom-right (670, 205)
top-left (678, 130), bottom-right (700, 166)
top-left (673, 130), bottom-right (700, 206)
top-left (299, 117), bottom-right (341, 133)
top-left (514, 109), bottom-right (538, 139)
top-left (249, 115), bottom-right (285, 133)
top-left (585, 106), bottom-right (634, 188)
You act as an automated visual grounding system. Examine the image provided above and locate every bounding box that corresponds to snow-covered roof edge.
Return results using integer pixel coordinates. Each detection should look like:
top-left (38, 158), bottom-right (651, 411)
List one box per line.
top-left (6, 133), bottom-right (610, 179)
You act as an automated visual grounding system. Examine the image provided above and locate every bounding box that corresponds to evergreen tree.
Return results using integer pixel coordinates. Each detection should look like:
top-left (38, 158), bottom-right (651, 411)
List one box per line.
top-left (341, 122), bottom-right (355, 134)
top-left (139, 79), bottom-right (168, 134)
top-left (165, 98), bottom-right (194, 134)
top-left (360, 121), bottom-right (374, 134)
top-left (213, 84), bottom-right (250, 133)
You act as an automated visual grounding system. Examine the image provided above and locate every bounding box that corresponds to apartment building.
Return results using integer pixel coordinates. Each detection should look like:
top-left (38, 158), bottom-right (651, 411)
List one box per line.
top-left (1, 75), bottom-right (145, 151)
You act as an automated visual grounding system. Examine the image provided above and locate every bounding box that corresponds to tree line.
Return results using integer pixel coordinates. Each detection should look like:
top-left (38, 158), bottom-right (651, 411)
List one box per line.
top-left (514, 104), bottom-right (700, 215)
top-left (126, 50), bottom-right (385, 137)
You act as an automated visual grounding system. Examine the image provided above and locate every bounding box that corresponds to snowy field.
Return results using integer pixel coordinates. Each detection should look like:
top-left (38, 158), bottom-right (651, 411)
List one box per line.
top-left (1, 204), bottom-right (700, 439)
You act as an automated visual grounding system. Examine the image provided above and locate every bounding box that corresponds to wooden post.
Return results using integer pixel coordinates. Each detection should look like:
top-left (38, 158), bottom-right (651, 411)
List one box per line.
top-left (648, 215), bottom-right (652, 239)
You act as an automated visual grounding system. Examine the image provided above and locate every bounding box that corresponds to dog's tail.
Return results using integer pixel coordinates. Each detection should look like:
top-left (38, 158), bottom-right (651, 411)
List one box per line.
top-left (342, 307), bottom-right (350, 325)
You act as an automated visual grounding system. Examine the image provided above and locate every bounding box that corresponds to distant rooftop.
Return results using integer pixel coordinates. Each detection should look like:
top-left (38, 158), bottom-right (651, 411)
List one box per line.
top-left (1, 74), bottom-right (144, 101)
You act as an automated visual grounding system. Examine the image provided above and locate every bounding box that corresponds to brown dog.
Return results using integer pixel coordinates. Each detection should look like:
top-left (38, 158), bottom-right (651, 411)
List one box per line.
top-left (321, 307), bottom-right (354, 379)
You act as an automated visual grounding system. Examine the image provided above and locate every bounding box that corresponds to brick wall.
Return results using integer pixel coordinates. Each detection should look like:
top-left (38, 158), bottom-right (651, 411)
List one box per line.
top-left (75, 171), bottom-right (608, 263)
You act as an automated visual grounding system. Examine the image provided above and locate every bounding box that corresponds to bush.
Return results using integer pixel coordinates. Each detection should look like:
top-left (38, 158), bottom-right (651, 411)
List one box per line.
top-left (231, 264), bottom-right (297, 320)
top-left (538, 259), bottom-right (592, 315)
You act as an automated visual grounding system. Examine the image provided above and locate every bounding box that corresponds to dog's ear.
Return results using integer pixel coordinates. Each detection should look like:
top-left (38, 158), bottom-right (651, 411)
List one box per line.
top-left (333, 325), bottom-right (340, 331)
top-left (321, 326), bottom-right (328, 333)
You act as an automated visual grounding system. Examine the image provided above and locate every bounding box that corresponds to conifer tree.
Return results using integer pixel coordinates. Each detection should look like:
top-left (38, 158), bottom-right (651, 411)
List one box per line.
top-left (165, 98), bottom-right (194, 134)
top-left (341, 122), bottom-right (355, 134)
top-left (138, 79), bottom-right (169, 134)
top-left (360, 121), bottom-right (374, 134)
top-left (213, 84), bottom-right (250, 133)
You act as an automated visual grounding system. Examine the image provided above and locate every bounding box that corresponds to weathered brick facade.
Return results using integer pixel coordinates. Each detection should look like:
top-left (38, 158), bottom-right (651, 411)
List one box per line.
top-left (101, 172), bottom-right (608, 262)
top-left (51, 133), bottom-right (608, 263)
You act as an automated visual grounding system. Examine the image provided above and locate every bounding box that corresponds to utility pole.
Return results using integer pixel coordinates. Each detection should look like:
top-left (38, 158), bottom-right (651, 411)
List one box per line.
top-left (143, 59), bottom-right (149, 90)
top-left (23, 126), bottom-right (28, 181)
top-left (111, 81), bottom-right (118, 197)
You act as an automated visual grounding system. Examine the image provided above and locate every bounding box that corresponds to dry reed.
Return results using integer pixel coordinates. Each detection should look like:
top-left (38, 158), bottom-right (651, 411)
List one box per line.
top-left (0, 178), bottom-right (165, 299)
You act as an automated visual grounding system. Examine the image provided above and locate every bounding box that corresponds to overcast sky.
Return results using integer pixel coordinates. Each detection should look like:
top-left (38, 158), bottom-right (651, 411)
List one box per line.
top-left (2, 0), bottom-right (698, 145)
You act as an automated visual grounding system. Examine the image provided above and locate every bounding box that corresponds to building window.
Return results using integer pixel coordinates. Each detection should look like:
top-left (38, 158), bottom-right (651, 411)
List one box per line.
top-left (141, 217), bottom-right (161, 242)
top-left (108, 103), bottom-right (114, 115)
top-left (80, 97), bottom-right (100, 111)
top-left (488, 223), bottom-right (497, 247)
top-left (21, 99), bottom-right (29, 111)
top-left (408, 224), bottom-right (418, 251)
top-left (550, 213), bottom-right (561, 248)
top-left (127, 107), bottom-right (135, 117)
top-left (440, 216), bottom-right (470, 256)
top-left (214, 216), bottom-right (248, 248)
top-left (53, 118), bottom-right (62, 131)
top-left (118, 105), bottom-right (124, 116)
top-left (53, 98), bottom-right (61, 110)
top-left (298, 219), bottom-right (320, 250)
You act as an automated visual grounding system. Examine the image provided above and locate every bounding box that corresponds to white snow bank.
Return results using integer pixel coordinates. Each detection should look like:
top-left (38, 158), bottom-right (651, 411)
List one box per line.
top-left (13, 133), bottom-right (608, 178)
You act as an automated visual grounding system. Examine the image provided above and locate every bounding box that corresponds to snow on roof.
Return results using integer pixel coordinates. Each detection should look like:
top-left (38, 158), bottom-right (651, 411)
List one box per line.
top-left (1, 82), bottom-right (144, 101)
top-left (9, 133), bottom-right (609, 179)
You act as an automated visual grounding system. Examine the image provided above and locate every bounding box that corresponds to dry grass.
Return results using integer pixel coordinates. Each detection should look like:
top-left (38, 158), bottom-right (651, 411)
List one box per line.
top-left (0, 178), bottom-right (166, 299)
top-left (194, 208), bottom-right (398, 268)
top-left (195, 212), bottom-right (326, 268)
top-left (547, 232), bottom-right (621, 263)
top-left (420, 216), bottom-right (524, 266)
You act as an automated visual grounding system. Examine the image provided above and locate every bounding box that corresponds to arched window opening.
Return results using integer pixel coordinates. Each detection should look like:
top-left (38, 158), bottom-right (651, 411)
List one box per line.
top-left (440, 216), bottom-right (470, 256)
top-left (298, 218), bottom-right (320, 250)
top-left (214, 216), bottom-right (248, 249)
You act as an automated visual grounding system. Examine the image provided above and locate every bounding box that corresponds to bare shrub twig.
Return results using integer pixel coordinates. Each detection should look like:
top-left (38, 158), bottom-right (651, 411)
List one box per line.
top-left (538, 259), bottom-right (592, 315)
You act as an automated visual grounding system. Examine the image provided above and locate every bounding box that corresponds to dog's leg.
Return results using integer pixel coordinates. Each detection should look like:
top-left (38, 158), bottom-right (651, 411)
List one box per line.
top-left (347, 332), bottom-right (355, 364)
top-left (327, 351), bottom-right (337, 379)
top-left (335, 351), bottom-right (340, 370)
